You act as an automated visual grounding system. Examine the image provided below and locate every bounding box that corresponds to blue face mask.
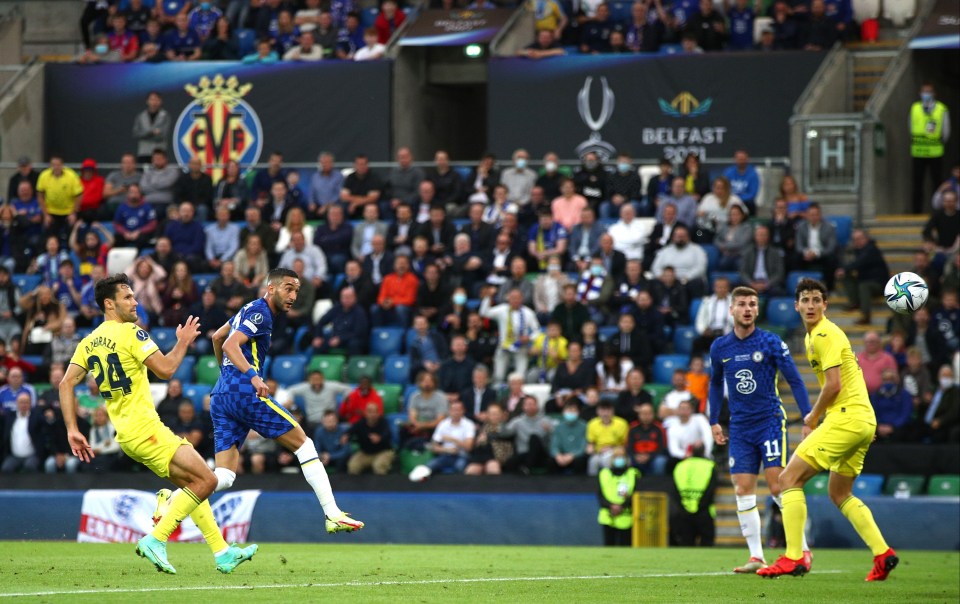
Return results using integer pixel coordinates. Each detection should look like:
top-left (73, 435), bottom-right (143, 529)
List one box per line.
top-left (591, 265), bottom-right (604, 276)
top-left (563, 411), bottom-right (579, 422)
top-left (612, 457), bottom-right (627, 469)
top-left (617, 162), bottom-right (631, 174)
top-left (921, 92), bottom-right (934, 103)
top-left (515, 158), bottom-right (527, 170)
top-left (201, 1), bottom-right (211, 9)
top-left (453, 293), bottom-right (467, 305)
top-left (94, 43), bottom-right (108, 54)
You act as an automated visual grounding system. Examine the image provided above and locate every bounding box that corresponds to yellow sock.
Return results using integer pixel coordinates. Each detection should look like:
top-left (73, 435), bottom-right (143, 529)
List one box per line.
top-left (780, 488), bottom-right (806, 560)
top-left (151, 487), bottom-right (201, 542)
top-left (839, 496), bottom-right (889, 556)
top-left (189, 499), bottom-right (229, 555)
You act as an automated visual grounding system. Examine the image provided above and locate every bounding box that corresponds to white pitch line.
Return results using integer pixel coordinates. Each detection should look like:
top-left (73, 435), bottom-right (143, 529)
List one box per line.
top-left (0, 570), bottom-right (848, 598)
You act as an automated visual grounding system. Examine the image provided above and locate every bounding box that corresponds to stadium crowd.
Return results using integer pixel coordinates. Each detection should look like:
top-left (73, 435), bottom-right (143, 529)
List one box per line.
top-left (74, 0), bottom-right (866, 64)
top-left (0, 135), bottom-right (957, 478)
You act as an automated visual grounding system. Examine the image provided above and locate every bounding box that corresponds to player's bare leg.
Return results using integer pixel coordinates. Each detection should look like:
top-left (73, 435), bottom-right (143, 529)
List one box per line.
top-left (757, 454), bottom-right (818, 578)
top-left (275, 425), bottom-right (364, 533)
top-left (828, 473), bottom-right (898, 581)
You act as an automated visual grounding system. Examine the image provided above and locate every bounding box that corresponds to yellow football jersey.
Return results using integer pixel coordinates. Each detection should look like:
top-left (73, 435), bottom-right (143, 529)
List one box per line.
top-left (69, 320), bottom-right (162, 442)
top-left (804, 317), bottom-right (876, 424)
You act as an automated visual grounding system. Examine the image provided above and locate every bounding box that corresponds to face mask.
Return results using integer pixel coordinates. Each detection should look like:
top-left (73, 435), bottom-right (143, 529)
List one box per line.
top-left (201, 1), bottom-right (211, 9)
top-left (563, 411), bottom-right (579, 422)
top-left (95, 43), bottom-right (108, 54)
top-left (879, 382), bottom-right (897, 396)
top-left (941, 377), bottom-right (954, 390)
top-left (515, 158), bottom-right (527, 170)
top-left (612, 457), bottom-right (627, 469)
top-left (591, 265), bottom-right (604, 276)
top-left (921, 92), bottom-right (934, 103)
top-left (585, 160), bottom-right (598, 170)
top-left (617, 162), bottom-right (631, 174)
top-left (548, 264), bottom-right (561, 273)
top-left (453, 293), bottom-right (467, 305)
top-left (545, 161), bottom-right (557, 173)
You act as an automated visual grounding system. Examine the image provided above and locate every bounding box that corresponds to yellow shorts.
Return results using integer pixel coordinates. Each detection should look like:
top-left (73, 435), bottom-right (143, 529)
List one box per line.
top-left (119, 422), bottom-right (191, 478)
top-left (794, 414), bottom-right (875, 477)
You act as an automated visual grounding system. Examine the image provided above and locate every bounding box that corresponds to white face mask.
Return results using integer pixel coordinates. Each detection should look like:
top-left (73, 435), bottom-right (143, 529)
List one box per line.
top-left (941, 377), bottom-right (955, 390)
top-left (545, 161), bottom-right (558, 173)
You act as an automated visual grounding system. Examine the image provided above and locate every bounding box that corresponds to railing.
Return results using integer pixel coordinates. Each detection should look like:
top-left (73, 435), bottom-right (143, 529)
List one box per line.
top-left (792, 41), bottom-right (845, 116)
top-left (0, 56), bottom-right (34, 99)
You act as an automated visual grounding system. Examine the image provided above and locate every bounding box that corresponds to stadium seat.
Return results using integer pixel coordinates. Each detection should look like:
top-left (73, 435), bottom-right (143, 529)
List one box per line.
top-left (522, 384), bottom-right (551, 409)
top-left (710, 271), bottom-right (740, 289)
top-left (638, 165), bottom-right (659, 193)
top-left (804, 473), bottom-right (830, 495)
top-left (171, 356), bottom-right (196, 383)
top-left (673, 325), bottom-right (696, 355)
top-left (659, 44), bottom-right (682, 54)
top-left (293, 325), bottom-right (312, 352)
top-left (182, 383), bottom-right (212, 410)
top-left (642, 384), bottom-right (671, 407)
top-left (383, 354), bottom-right (410, 386)
top-left (688, 298), bottom-right (702, 324)
top-left (236, 28), bottom-right (256, 56)
top-left (927, 474), bottom-right (960, 496)
top-left (151, 328), bottom-right (177, 353)
top-left (370, 327), bottom-right (405, 357)
top-left (376, 383), bottom-right (403, 415)
top-left (598, 325), bottom-right (619, 342)
top-left (193, 273), bottom-right (217, 291)
top-left (786, 271), bottom-right (823, 294)
top-left (387, 411), bottom-right (408, 448)
top-left (195, 355), bottom-right (221, 385)
top-left (403, 384), bottom-right (419, 408)
top-left (852, 0), bottom-right (880, 22)
top-left (827, 215), bottom-right (852, 250)
top-left (149, 382), bottom-right (168, 405)
top-left (12, 274), bottom-right (41, 292)
top-left (883, 474), bottom-right (925, 496)
top-left (702, 244), bottom-right (720, 273)
top-left (106, 247), bottom-right (138, 275)
top-left (308, 354), bottom-right (345, 381)
top-left (399, 448), bottom-right (433, 475)
top-left (346, 355), bottom-right (382, 383)
top-left (852, 473), bottom-right (884, 497)
top-left (653, 354), bottom-right (689, 385)
top-left (21, 355), bottom-right (44, 368)
top-left (312, 299), bottom-right (333, 324)
top-left (270, 355), bottom-right (308, 385)
top-left (361, 6), bottom-right (378, 28)
top-left (765, 297), bottom-right (801, 329)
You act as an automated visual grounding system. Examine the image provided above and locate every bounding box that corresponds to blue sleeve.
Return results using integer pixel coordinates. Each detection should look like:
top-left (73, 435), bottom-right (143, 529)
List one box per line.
top-left (708, 339), bottom-right (724, 426)
top-left (771, 334), bottom-right (812, 416)
top-left (747, 170), bottom-right (760, 200)
top-left (893, 391), bottom-right (912, 428)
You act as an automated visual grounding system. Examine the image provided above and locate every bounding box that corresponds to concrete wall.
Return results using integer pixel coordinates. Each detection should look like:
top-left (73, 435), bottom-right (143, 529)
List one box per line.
top-left (0, 0), bottom-right (83, 56)
top-left (0, 13), bottom-right (22, 63)
top-left (0, 62), bottom-right (43, 190)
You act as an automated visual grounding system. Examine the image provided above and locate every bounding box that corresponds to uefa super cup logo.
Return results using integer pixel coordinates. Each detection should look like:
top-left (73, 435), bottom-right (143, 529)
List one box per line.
top-left (575, 76), bottom-right (617, 161)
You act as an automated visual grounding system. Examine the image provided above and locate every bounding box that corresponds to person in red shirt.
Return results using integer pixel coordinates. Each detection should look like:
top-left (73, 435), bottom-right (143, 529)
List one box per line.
top-left (627, 402), bottom-right (667, 476)
top-left (108, 14), bottom-right (140, 62)
top-left (340, 377), bottom-right (384, 424)
top-left (374, 0), bottom-right (406, 44)
top-left (78, 159), bottom-right (105, 223)
top-left (373, 254), bottom-right (419, 327)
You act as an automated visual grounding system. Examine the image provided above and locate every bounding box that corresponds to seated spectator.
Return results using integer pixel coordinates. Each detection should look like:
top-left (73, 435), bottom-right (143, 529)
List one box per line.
top-left (279, 232), bottom-right (328, 292)
top-left (569, 206), bottom-right (605, 273)
top-left (549, 340), bottom-right (597, 412)
top-left (722, 150), bottom-right (760, 215)
top-left (52, 260), bottom-right (84, 317)
top-left (408, 313), bottom-right (448, 380)
top-left (533, 260), bottom-right (570, 319)
top-left (233, 234), bottom-right (269, 290)
top-left (345, 402), bottom-right (395, 475)
top-left (30, 236), bottom-right (74, 288)
top-left (666, 398), bottom-right (713, 465)
top-left (354, 27), bottom-right (386, 61)
top-left (533, 0), bottom-right (567, 40)
top-left (170, 400), bottom-right (204, 452)
top-left (580, 3), bottom-right (617, 53)
top-left (411, 400), bottom-right (476, 479)
top-left (626, 0), bottom-right (665, 52)
top-left (77, 159), bottom-right (105, 222)
top-left (339, 259), bottom-right (377, 310)
top-left (922, 190), bottom-right (959, 265)
top-left (465, 402), bottom-right (513, 475)
top-left (240, 206), bottom-right (278, 254)
top-left (686, 0), bottom-right (726, 51)
top-left (529, 321), bottom-right (569, 384)
top-left (657, 177), bottom-right (697, 231)
top-left (113, 184), bottom-right (158, 250)
top-left (340, 377), bottom-right (383, 425)
top-left (351, 204), bottom-right (389, 262)
top-left (837, 228), bottom-right (889, 324)
top-left (288, 370), bottom-right (352, 429)
top-left (596, 345), bottom-right (633, 396)
top-left (438, 335), bottom-right (476, 401)
top-left (386, 203), bottom-right (417, 256)
top-left (616, 368), bottom-right (652, 423)
top-left (20, 287), bottom-right (67, 355)
top-left (669, 443), bottom-right (717, 547)
top-left (209, 261), bottom-right (251, 314)
top-left (1, 393), bottom-right (42, 473)
top-left (460, 364), bottom-right (498, 422)
top-left (341, 155), bottom-right (383, 219)
top-left (307, 152), bottom-right (343, 218)
top-left (608, 203), bottom-right (648, 262)
top-left (871, 368), bottom-right (913, 443)
top-left (423, 150), bottom-right (462, 212)
top-left (415, 205), bottom-right (456, 262)
top-left (628, 401), bottom-right (668, 476)
top-left (573, 152), bottom-right (608, 209)
top-left (498, 149), bottom-right (536, 208)
top-left (610, 311), bottom-right (654, 374)
top-left (403, 371), bottom-right (448, 448)
top-left (550, 399), bottom-right (588, 474)
top-left (465, 153), bottom-right (499, 206)
top-left (448, 233), bottom-right (487, 297)
top-left (242, 37), bottom-right (279, 63)
top-left (926, 365), bottom-right (960, 443)
top-left (502, 395), bottom-right (553, 473)
top-left (481, 286), bottom-right (541, 384)
top-left (165, 13), bottom-right (203, 60)
top-left (714, 205), bottom-right (753, 271)
top-left (651, 225), bottom-right (708, 298)
top-left (679, 153), bottom-right (710, 202)
top-left (551, 283), bottom-right (590, 343)
top-left (604, 153), bottom-right (644, 218)
top-left (527, 208), bottom-right (569, 272)
top-left (796, 208), bottom-right (839, 287)
top-left (739, 224), bottom-right (786, 296)
top-left (161, 261), bottom-right (198, 327)
top-left (660, 369), bottom-right (696, 428)
top-left (164, 202), bottom-right (207, 272)
top-left (933, 291), bottom-right (960, 353)
top-left (778, 174), bottom-right (809, 219)
top-left (312, 410), bottom-right (351, 472)
top-left (552, 179), bottom-right (589, 231)
top-left (858, 331), bottom-right (899, 395)
top-left (0, 268), bottom-right (23, 345)
top-left (314, 204), bottom-right (353, 274)
top-left (693, 277), bottom-right (734, 356)
top-left (76, 33), bottom-right (122, 64)
top-left (464, 311), bottom-right (499, 370)
top-left (586, 400), bottom-right (630, 475)
top-left (650, 266), bottom-right (690, 328)
top-left (204, 206), bottom-right (240, 272)
top-left (496, 256), bottom-right (535, 308)
top-left (69, 221), bottom-right (112, 281)
top-left (47, 317), bottom-right (80, 368)
top-left (313, 287), bottom-right (369, 356)
top-left (202, 16), bottom-right (240, 60)
top-left (644, 203), bottom-right (683, 272)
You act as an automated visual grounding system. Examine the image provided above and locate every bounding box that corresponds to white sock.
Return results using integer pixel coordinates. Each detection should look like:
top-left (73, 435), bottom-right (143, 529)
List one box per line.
top-left (295, 439), bottom-right (342, 518)
top-left (214, 546), bottom-right (229, 557)
top-left (214, 467), bottom-right (236, 492)
top-left (736, 494), bottom-right (764, 560)
top-left (773, 494), bottom-right (809, 552)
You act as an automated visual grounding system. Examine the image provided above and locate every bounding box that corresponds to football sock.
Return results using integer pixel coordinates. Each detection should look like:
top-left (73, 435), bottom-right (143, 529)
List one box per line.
top-left (736, 495), bottom-right (764, 560)
top-left (295, 439), bottom-right (343, 518)
top-left (214, 467), bottom-right (236, 492)
top-left (773, 494), bottom-right (810, 552)
top-left (189, 499), bottom-right (229, 557)
top-left (839, 496), bottom-right (889, 556)
top-left (152, 487), bottom-right (202, 542)
top-left (780, 488), bottom-right (807, 560)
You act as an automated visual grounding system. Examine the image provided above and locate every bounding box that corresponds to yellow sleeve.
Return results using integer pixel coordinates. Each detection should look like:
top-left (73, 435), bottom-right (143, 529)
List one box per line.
top-left (127, 326), bottom-right (159, 364)
top-left (813, 326), bottom-right (844, 371)
top-left (586, 419), bottom-right (598, 444)
top-left (36, 171), bottom-right (49, 194)
top-left (69, 338), bottom-right (89, 371)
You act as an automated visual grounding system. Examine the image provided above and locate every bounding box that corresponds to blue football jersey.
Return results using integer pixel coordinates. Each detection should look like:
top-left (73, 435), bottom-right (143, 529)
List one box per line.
top-left (708, 328), bottom-right (811, 427)
top-left (219, 297), bottom-right (274, 378)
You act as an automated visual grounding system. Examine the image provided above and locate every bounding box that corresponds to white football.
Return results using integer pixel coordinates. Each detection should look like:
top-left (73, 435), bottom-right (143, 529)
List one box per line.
top-left (884, 272), bottom-right (929, 315)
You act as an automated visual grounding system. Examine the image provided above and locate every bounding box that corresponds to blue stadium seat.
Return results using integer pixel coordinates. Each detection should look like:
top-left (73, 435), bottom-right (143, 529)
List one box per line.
top-left (786, 271), bottom-right (823, 294)
top-left (701, 244), bottom-right (720, 273)
top-left (653, 354), bottom-right (689, 384)
top-left (609, 0), bottom-right (631, 23)
top-left (270, 355), bottom-right (308, 385)
top-left (384, 354), bottom-right (410, 385)
top-left (12, 274), bottom-right (41, 292)
top-left (193, 273), bottom-right (217, 291)
top-left (660, 44), bottom-right (682, 54)
top-left (853, 473), bottom-right (884, 497)
top-left (361, 7), bottom-right (379, 28)
top-left (452, 218), bottom-right (470, 231)
top-left (453, 166), bottom-right (472, 181)
top-left (405, 327), bottom-right (419, 351)
top-left (171, 356), bottom-right (196, 383)
top-left (236, 28), bottom-right (256, 57)
top-left (151, 328), bottom-right (177, 353)
top-left (710, 271), bottom-right (740, 289)
top-left (465, 298), bottom-right (481, 310)
top-left (598, 325), bottom-right (619, 342)
top-left (21, 355), bottom-right (44, 368)
top-left (673, 325), bottom-right (697, 355)
top-left (765, 297), bottom-right (801, 329)
top-left (371, 327), bottom-right (405, 357)
top-left (828, 215), bottom-right (852, 249)
top-left (688, 297), bottom-right (702, 324)
top-left (182, 383), bottom-right (212, 410)
top-left (403, 384), bottom-right (419, 408)
top-left (387, 412), bottom-right (408, 447)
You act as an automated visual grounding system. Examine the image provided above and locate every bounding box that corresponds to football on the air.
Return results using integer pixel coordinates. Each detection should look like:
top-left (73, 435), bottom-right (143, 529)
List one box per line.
top-left (884, 272), bottom-right (929, 315)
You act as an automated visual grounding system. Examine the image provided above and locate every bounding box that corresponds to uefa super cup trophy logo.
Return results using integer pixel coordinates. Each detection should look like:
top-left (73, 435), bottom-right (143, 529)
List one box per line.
top-left (575, 76), bottom-right (616, 161)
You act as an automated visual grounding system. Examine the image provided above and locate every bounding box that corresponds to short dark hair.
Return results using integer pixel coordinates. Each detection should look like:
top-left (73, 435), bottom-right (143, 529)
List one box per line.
top-left (95, 273), bottom-right (132, 312)
top-left (267, 267), bottom-right (299, 285)
top-left (794, 277), bottom-right (828, 302)
top-left (597, 400), bottom-right (614, 410)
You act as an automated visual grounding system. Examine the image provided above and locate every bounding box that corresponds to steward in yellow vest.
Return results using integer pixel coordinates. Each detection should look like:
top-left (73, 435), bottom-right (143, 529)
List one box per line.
top-left (597, 447), bottom-right (639, 547)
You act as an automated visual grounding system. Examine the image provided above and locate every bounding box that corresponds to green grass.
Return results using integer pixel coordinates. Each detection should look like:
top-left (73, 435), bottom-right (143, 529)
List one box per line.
top-left (0, 543), bottom-right (957, 603)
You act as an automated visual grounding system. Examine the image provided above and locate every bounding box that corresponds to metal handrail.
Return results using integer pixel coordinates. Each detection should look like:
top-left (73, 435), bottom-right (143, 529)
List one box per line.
top-left (864, 0), bottom-right (935, 118)
top-left (490, 3), bottom-right (528, 56)
top-left (0, 56), bottom-right (35, 101)
top-left (792, 41), bottom-right (844, 116)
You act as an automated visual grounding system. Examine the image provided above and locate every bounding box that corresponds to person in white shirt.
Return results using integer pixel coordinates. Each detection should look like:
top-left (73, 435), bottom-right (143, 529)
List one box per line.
top-left (480, 285), bottom-right (541, 383)
top-left (607, 203), bottom-right (649, 261)
top-left (409, 400), bottom-right (476, 481)
top-left (650, 224), bottom-right (708, 297)
top-left (659, 369), bottom-right (696, 429)
top-left (1, 393), bottom-right (39, 473)
top-left (666, 399), bottom-right (713, 462)
top-left (692, 276), bottom-right (734, 356)
top-left (354, 28), bottom-right (386, 61)
top-left (283, 30), bottom-right (324, 61)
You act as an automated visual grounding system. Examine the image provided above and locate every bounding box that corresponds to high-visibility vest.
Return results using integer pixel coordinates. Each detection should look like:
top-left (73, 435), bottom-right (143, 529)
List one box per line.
top-left (673, 457), bottom-right (715, 515)
top-left (911, 101), bottom-right (947, 159)
top-left (597, 467), bottom-right (639, 529)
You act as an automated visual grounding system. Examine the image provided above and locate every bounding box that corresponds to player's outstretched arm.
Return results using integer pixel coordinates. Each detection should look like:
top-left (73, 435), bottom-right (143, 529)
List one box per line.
top-left (143, 316), bottom-right (202, 380)
top-left (222, 329), bottom-right (270, 398)
top-left (211, 321), bottom-right (230, 368)
top-left (60, 363), bottom-right (94, 463)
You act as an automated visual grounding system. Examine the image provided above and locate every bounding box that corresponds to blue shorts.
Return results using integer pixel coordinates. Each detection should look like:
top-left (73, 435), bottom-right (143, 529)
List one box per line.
top-left (210, 379), bottom-right (299, 453)
top-left (727, 420), bottom-right (787, 475)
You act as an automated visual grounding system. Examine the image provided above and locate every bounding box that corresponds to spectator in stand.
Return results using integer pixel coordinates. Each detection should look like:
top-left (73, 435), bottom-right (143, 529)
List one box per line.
top-left (605, 153), bottom-right (644, 217)
top-left (30, 236), bottom-right (74, 288)
top-left (550, 340), bottom-right (596, 408)
top-left (666, 398), bottom-right (713, 465)
top-left (51, 259), bottom-right (83, 317)
top-left (499, 149), bottom-right (536, 208)
top-left (870, 367), bottom-right (913, 443)
top-left (174, 157), bottom-right (214, 215)
top-left (698, 176), bottom-right (746, 239)
top-left (910, 84), bottom-right (951, 214)
top-left (345, 402), bottom-right (395, 475)
top-left (628, 401), bottom-right (668, 475)
top-left (615, 368), bottom-right (652, 423)
top-left (858, 331), bottom-right (899, 395)
top-left (608, 203), bottom-right (649, 263)
top-left (770, 0), bottom-right (801, 50)
top-left (0, 367), bottom-right (36, 412)
top-left (795, 202), bottom-right (839, 290)
top-left (251, 151), bottom-right (287, 203)
top-left (768, 197), bottom-right (799, 269)
top-left (415, 262), bottom-right (449, 323)
top-left (535, 153), bottom-right (564, 201)
top-left (465, 402), bottom-right (513, 475)
top-left (528, 321), bottom-right (569, 384)
top-left (686, 0), bottom-right (726, 51)
top-left (481, 285), bottom-right (540, 383)
top-left (161, 260), bottom-right (198, 327)
top-left (933, 290), bottom-right (960, 352)
top-left (905, 306), bottom-right (948, 377)
top-left (8, 182), bottom-right (43, 270)
top-left (209, 260), bottom-right (252, 314)
top-left (132, 93), bottom-right (171, 163)
top-left (19, 286), bottom-right (66, 354)
top-left (922, 190), bottom-right (959, 268)
top-left (461, 201), bottom-right (496, 253)
top-left (385, 147), bottom-right (425, 217)
top-left (415, 205), bottom-right (456, 261)
top-left (140, 149), bottom-right (180, 212)
top-left (643, 202), bottom-right (681, 272)
top-left (7, 155), bottom-right (39, 206)
top-left (0, 268), bottom-right (22, 346)
top-left (1, 393), bottom-right (42, 473)
top-left (739, 224), bottom-right (785, 296)
top-left (586, 399), bottom-right (629, 475)
top-left (36, 156), bottom-right (83, 245)
top-left (533, 259), bottom-right (571, 318)
top-left (111, 183), bottom-right (157, 251)
top-left (211, 160), bottom-right (248, 218)
top-left (163, 12), bottom-right (203, 60)
top-left (659, 368), bottom-right (695, 427)
top-left (309, 410), bottom-right (350, 472)
top-left (204, 206), bottom-right (240, 272)
top-left (568, 206), bottom-right (605, 272)
top-left (439, 335), bottom-right (476, 401)
top-left (242, 37), bottom-right (279, 63)
top-left (403, 370), bottom-right (448, 448)
top-left (931, 165), bottom-right (959, 211)
top-left (613, 258), bottom-right (650, 317)
top-left (311, 206), bottom-right (350, 276)
top-left (340, 377), bottom-right (384, 426)
top-left (552, 283), bottom-right (590, 342)
top-left (549, 399), bottom-right (588, 474)
top-left (650, 265), bottom-right (690, 328)
top-left (335, 11), bottom-right (364, 59)
top-left (408, 313), bottom-right (448, 379)
top-left (425, 150), bottom-right (463, 212)
top-left (580, 2), bottom-right (618, 53)
top-left (341, 155), bottom-right (382, 219)
top-left (313, 286), bottom-right (369, 356)
top-left (651, 225), bottom-right (708, 298)
top-left (77, 159), bottom-right (105, 223)
top-left (552, 179), bottom-right (589, 231)
top-left (412, 400), bottom-right (476, 479)
top-left (573, 152), bottom-right (608, 210)
top-left (459, 364), bottom-right (498, 422)
top-left (902, 346), bottom-right (934, 429)
top-left (270, 9), bottom-right (300, 55)
top-left (926, 365), bottom-right (960, 443)
top-left (279, 231), bottom-right (328, 291)
top-left (164, 202), bottom-right (207, 272)
top-left (837, 228), bottom-right (889, 325)
top-left (102, 153), bottom-right (141, 218)
top-left (679, 31), bottom-right (704, 53)
top-left (726, 0), bottom-right (758, 50)
top-left (576, 255), bottom-right (613, 324)
top-left (374, 0), bottom-right (405, 43)
top-left (465, 153), bottom-right (500, 206)
top-left (625, 0), bottom-right (665, 52)
top-left (202, 16), bottom-right (240, 60)
top-left (362, 234), bottom-right (393, 288)
top-left (501, 395), bottom-right (553, 473)
top-left (69, 221), bottom-right (112, 280)
top-left (645, 159), bottom-right (673, 216)
top-left (521, 28), bottom-right (567, 59)
top-left (289, 370), bottom-right (352, 429)
top-left (534, 0), bottom-right (568, 39)
top-left (306, 153), bottom-right (342, 219)
top-left (372, 254), bottom-right (419, 327)
top-left (527, 208), bottom-right (569, 272)
top-left (496, 256), bottom-right (535, 307)
top-left (597, 230), bottom-right (629, 279)
top-left (714, 205), bottom-right (753, 271)
top-left (353, 27), bottom-right (386, 61)
top-left (802, 0), bottom-right (839, 50)
top-left (722, 150), bottom-right (760, 215)
top-left (233, 233), bottom-right (270, 289)
top-left (657, 176), bottom-right (697, 230)
top-left (47, 315), bottom-right (79, 368)
top-left (777, 174), bottom-right (810, 218)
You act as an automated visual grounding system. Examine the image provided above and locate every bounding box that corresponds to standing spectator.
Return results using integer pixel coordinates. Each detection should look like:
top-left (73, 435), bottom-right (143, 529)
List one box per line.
top-left (573, 152), bottom-right (608, 210)
top-left (606, 153), bottom-right (644, 217)
top-left (465, 402), bottom-right (513, 475)
top-left (533, 0), bottom-right (568, 39)
top-left (312, 287), bottom-right (369, 356)
top-left (795, 203), bottom-right (839, 290)
top-left (686, 0), bottom-right (726, 51)
top-left (424, 150), bottom-right (463, 212)
top-left (1, 393), bottom-right (42, 473)
top-left (770, 0), bottom-right (801, 50)
top-left (580, 3), bottom-right (618, 53)
top-left (0, 268), bottom-right (22, 346)
top-left (528, 321), bottom-right (569, 384)
top-left (628, 401), bottom-right (668, 475)
top-left (374, 0), bottom-right (405, 43)
top-left (346, 403), bottom-right (395, 475)
top-left (739, 224), bottom-right (785, 296)
top-left (726, 0), bottom-right (757, 50)
top-left (922, 190), bottom-right (959, 267)
top-left (204, 206), bottom-right (241, 272)
top-left (102, 154), bottom-right (141, 218)
top-left (308, 152), bottom-right (343, 218)
top-left (801, 0), bottom-right (839, 50)
top-left (502, 396), bottom-right (553, 473)
top-left (312, 410), bottom-right (351, 472)
top-left (925, 365), bottom-right (960, 443)
top-left (140, 149), bottom-right (181, 211)
top-left (552, 179), bottom-right (589, 231)
top-left (340, 155), bottom-right (382, 218)
top-left (586, 400), bottom-right (630, 475)
top-left (568, 206), bottom-right (605, 272)
top-left (174, 157), bottom-right (214, 214)
top-left (857, 331), bottom-right (899, 395)
top-left (722, 150), bottom-right (760, 215)
top-left (837, 229), bottom-right (889, 324)
top-left (870, 368), bottom-right (913, 443)
top-left (666, 399), bottom-right (713, 464)
top-left (597, 447), bottom-right (639, 546)
top-left (213, 160), bottom-right (249, 217)
top-left (481, 286), bottom-right (541, 383)
top-left (7, 156), bottom-right (39, 208)
top-left (19, 287), bottom-right (66, 355)
top-left (910, 84), bottom-right (951, 214)
top-left (536, 152), bottom-right (564, 201)
top-left (163, 13), bottom-right (203, 61)
top-left (36, 156), bottom-right (83, 244)
top-left (669, 444), bottom-right (717, 546)
top-left (132, 92), bottom-right (171, 162)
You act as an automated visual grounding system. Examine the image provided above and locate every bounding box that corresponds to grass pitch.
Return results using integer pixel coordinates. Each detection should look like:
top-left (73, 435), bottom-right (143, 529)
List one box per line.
top-left (0, 542), bottom-right (956, 603)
